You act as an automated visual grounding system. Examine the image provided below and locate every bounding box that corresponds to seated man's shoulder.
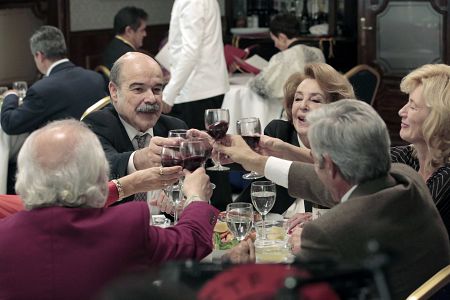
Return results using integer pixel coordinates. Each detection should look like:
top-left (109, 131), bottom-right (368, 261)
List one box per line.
top-left (158, 114), bottom-right (188, 129)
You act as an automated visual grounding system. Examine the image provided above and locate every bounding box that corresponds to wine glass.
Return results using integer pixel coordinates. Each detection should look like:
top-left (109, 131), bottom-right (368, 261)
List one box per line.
top-left (180, 139), bottom-right (207, 172)
top-left (204, 108), bottom-right (230, 171)
top-left (12, 81), bottom-right (27, 101)
top-left (236, 117), bottom-right (264, 180)
top-left (161, 144), bottom-right (184, 224)
top-left (226, 202), bottom-right (254, 242)
top-left (251, 181), bottom-right (276, 240)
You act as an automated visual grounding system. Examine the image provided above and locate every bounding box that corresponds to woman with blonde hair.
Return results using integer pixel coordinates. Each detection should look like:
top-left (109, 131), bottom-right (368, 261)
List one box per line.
top-left (391, 63), bottom-right (450, 236)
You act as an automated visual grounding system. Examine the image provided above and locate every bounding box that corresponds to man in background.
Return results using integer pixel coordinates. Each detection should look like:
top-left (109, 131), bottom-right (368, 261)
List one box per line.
top-left (101, 6), bottom-right (148, 71)
top-left (1, 25), bottom-right (106, 193)
top-left (162, 0), bottom-right (229, 129)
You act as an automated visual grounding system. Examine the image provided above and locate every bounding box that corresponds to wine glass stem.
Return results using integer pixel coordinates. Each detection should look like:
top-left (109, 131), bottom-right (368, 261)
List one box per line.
top-left (262, 214), bottom-right (266, 240)
top-left (216, 150), bottom-right (223, 168)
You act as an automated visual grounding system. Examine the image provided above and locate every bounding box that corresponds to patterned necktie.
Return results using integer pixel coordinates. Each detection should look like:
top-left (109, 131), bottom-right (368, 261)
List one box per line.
top-left (134, 133), bottom-right (150, 201)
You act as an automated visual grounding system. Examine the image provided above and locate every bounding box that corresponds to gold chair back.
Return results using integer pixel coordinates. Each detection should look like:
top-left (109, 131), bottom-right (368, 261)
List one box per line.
top-left (80, 96), bottom-right (111, 121)
top-left (344, 64), bottom-right (381, 106)
top-left (406, 265), bottom-right (450, 300)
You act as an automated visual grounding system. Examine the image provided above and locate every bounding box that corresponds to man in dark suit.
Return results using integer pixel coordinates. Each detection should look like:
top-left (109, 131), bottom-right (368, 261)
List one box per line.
top-left (1, 25), bottom-right (106, 193)
top-left (218, 100), bottom-right (450, 299)
top-left (83, 52), bottom-right (187, 202)
top-left (0, 119), bottom-right (217, 300)
top-left (101, 6), bottom-right (148, 71)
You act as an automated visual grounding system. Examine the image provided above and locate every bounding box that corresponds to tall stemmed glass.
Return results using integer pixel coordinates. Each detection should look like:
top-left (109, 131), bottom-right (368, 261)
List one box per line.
top-left (204, 108), bottom-right (230, 171)
top-left (226, 202), bottom-right (254, 242)
top-left (236, 117), bottom-right (264, 180)
top-left (180, 139), bottom-right (216, 190)
top-left (251, 181), bottom-right (276, 240)
top-left (161, 144), bottom-right (183, 224)
top-left (12, 81), bottom-right (27, 101)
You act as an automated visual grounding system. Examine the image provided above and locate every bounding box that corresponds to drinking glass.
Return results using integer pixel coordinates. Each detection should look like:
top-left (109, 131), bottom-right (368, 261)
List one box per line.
top-left (12, 81), bottom-right (27, 100)
top-left (204, 108), bottom-right (230, 171)
top-left (226, 202), bottom-right (254, 242)
top-left (180, 139), bottom-right (207, 172)
top-left (236, 117), bottom-right (264, 180)
top-left (161, 144), bottom-right (184, 224)
top-left (251, 181), bottom-right (276, 240)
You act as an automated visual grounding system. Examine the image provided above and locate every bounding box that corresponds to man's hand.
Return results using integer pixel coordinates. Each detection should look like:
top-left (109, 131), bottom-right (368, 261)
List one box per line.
top-left (133, 136), bottom-right (178, 170)
top-left (287, 212), bottom-right (312, 233)
top-left (161, 101), bottom-right (173, 114)
top-left (214, 134), bottom-right (268, 174)
top-left (149, 191), bottom-right (176, 215)
top-left (122, 166), bottom-right (182, 197)
top-left (182, 168), bottom-right (212, 204)
top-left (288, 227), bottom-right (303, 255)
top-left (260, 135), bottom-right (313, 162)
top-left (222, 239), bottom-right (255, 264)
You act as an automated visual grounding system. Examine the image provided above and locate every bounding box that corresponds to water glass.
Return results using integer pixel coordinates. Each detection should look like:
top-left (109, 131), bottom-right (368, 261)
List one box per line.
top-left (226, 202), bottom-right (254, 242)
top-left (251, 181), bottom-right (276, 239)
top-left (12, 81), bottom-right (27, 100)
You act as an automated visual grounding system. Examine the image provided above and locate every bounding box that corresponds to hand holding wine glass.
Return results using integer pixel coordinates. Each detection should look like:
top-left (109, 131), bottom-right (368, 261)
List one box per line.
top-left (161, 144), bottom-right (184, 223)
top-left (236, 117), bottom-right (264, 180)
top-left (12, 81), bottom-right (27, 101)
top-left (204, 108), bottom-right (230, 171)
top-left (226, 202), bottom-right (254, 242)
top-left (251, 181), bottom-right (276, 240)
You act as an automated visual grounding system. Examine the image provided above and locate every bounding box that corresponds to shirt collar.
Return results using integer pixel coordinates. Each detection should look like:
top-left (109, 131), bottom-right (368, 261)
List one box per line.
top-left (46, 58), bottom-right (70, 76)
top-left (341, 185), bottom-right (358, 203)
top-left (115, 35), bottom-right (136, 50)
top-left (118, 115), bottom-right (153, 142)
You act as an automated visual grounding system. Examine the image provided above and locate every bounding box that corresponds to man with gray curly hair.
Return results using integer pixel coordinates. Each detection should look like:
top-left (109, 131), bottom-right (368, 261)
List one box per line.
top-left (217, 100), bottom-right (450, 299)
top-left (0, 119), bottom-right (218, 300)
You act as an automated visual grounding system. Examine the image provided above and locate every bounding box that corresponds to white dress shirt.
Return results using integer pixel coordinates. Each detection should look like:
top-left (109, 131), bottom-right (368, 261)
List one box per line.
top-left (163, 0), bottom-right (229, 105)
top-left (46, 58), bottom-right (70, 76)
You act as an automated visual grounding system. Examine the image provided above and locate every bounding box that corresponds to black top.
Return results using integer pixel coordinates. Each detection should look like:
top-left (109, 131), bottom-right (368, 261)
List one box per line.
top-left (236, 119), bottom-right (312, 214)
top-left (101, 37), bottom-right (135, 70)
top-left (391, 145), bottom-right (450, 237)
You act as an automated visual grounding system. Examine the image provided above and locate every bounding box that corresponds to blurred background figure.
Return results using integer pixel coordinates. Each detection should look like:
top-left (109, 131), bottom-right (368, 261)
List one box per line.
top-left (162, 0), bottom-right (229, 130)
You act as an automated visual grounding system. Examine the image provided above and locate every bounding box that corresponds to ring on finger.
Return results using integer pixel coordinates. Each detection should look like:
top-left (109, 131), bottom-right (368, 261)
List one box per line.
top-left (159, 167), bottom-right (164, 176)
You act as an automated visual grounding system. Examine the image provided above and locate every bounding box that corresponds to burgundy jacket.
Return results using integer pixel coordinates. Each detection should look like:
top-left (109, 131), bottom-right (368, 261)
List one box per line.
top-left (0, 201), bottom-right (218, 300)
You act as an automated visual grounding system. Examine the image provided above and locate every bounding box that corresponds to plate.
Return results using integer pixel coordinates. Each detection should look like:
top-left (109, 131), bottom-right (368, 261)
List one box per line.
top-left (230, 27), bottom-right (269, 35)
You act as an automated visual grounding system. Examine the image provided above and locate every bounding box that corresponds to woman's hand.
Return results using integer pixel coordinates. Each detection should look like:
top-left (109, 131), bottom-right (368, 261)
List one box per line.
top-left (287, 212), bottom-right (312, 233)
top-left (222, 239), bottom-right (256, 264)
top-left (182, 168), bottom-right (212, 205)
top-left (288, 227), bottom-right (303, 255)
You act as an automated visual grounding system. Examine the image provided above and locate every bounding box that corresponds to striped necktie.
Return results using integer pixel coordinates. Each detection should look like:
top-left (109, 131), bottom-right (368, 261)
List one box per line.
top-left (133, 133), bottom-right (150, 201)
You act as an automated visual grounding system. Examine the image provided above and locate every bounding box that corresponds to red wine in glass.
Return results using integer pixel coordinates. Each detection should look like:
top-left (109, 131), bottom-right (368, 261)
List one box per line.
top-left (183, 155), bottom-right (207, 172)
top-left (207, 121), bottom-right (229, 140)
top-left (161, 146), bottom-right (183, 167)
top-left (242, 135), bottom-right (260, 150)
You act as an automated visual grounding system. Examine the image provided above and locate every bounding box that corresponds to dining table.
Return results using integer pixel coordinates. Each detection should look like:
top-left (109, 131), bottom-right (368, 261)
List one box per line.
top-left (221, 73), bottom-right (284, 134)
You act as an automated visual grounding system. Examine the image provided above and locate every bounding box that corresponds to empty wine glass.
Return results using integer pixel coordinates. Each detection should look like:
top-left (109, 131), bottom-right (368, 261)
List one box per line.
top-left (204, 108), bottom-right (230, 171)
top-left (226, 202), bottom-right (254, 242)
top-left (161, 144), bottom-right (184, 224)
top-left (12, 81), bottom-right (27, 101)
top-left (251, 181), bottom-right (276, 240)
top-left (236, 117), bottom-right (264, 180)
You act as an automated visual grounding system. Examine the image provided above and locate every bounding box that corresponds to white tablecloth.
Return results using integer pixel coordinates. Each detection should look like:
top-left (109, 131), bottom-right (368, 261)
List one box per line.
top-left (0, 127), bottom-right (28, 194)
top-left (222, 74), bottom-right (284, 134)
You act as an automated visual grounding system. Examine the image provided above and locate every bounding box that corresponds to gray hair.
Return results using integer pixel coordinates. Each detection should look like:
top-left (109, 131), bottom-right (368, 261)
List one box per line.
top-left (15, 120), bottom-right (109, 210)
top-left (110, 57), bottom-right (124, 86)
top-left (307, 99), bottom-right (391, 184)
top-left (29, 25), bottom-right (67, 59)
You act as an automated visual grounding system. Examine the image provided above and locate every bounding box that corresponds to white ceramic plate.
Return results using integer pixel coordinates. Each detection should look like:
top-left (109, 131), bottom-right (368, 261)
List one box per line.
top-left (230, 27), bottom-right (269, 35)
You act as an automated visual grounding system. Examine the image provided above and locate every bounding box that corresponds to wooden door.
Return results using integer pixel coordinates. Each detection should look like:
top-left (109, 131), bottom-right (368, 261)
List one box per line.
top-left (357, 0), bottom-right (449, 145)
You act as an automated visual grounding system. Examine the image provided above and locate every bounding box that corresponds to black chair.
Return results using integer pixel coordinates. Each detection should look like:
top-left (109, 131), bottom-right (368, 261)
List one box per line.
top-left (345, 64), bottom-right (381, 106)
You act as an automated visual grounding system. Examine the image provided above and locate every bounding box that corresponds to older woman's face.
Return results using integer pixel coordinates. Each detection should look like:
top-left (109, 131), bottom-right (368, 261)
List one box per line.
top-left (291, 78), bottom-right (327, 145)
top-left (398, 84), bottom-right (430, 145)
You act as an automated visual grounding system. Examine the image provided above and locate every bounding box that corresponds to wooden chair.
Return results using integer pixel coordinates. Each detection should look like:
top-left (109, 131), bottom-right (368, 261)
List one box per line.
top-left (406, 265), bottom-right (450, 300)
top-left (80, 96), bottom-right (111, 121)
top-left (345, 64), bottom-right (381, 106)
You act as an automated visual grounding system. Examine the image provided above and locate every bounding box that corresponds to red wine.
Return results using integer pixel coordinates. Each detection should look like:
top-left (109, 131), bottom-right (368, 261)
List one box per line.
top-left (183, 155), bottom-right (206, 171)
top-left (161, 156), bottom-right (183, 167)
top-left (207, 121), bottom-right (229, 140)
top-left (242, 135), bottom-right (260, 150)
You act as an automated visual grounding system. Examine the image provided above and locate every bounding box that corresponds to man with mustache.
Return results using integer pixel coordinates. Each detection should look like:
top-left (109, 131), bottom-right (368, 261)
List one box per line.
top-left (83, 52), bottom-right (187, 203)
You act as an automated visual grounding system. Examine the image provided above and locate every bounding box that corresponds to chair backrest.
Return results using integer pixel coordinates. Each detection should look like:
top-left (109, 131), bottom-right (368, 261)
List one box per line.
top-left (406, 265), bottom-right (450, 300)
top-left (94, 65), bottom-right (111, 79)
top-left (345, 64), bottom-right (381, 106)
top-left (80, 96), bottom-right (111, 121)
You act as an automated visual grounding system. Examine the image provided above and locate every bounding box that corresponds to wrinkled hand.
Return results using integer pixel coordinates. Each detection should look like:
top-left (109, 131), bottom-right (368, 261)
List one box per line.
top-left (287, 212), bottom-right (312, 233)
top-left (259, 135), bottom-right (286, 157)
top-left (149, 191), bottom-right (176, 215)
top-left (161, 101), bottom-right (172, 114)
top-left (214, 135), bottom-right (266, 173)
top-left (288, 227), bottom-right (303, 255)
top-left (182, 168), bottom-right (212, 203)
top-left (133, 136), bottom-right (178, 170)
top-left (222, 239), bottom-right (256, 264)
top-left (129, 166), bottom-right (183, 194)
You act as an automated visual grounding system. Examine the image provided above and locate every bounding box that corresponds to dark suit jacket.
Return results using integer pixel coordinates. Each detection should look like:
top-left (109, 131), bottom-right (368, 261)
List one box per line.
top-left (288, 162), bottom-right (450, 300)
top-left (0, 201), bottom-right (217, 300)
top-left (101, 37), bottom-right (135, 70)
top-left (83, 105), bottom-right (187, 179)
top-left (1, 61), bottom-right (106, 135)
